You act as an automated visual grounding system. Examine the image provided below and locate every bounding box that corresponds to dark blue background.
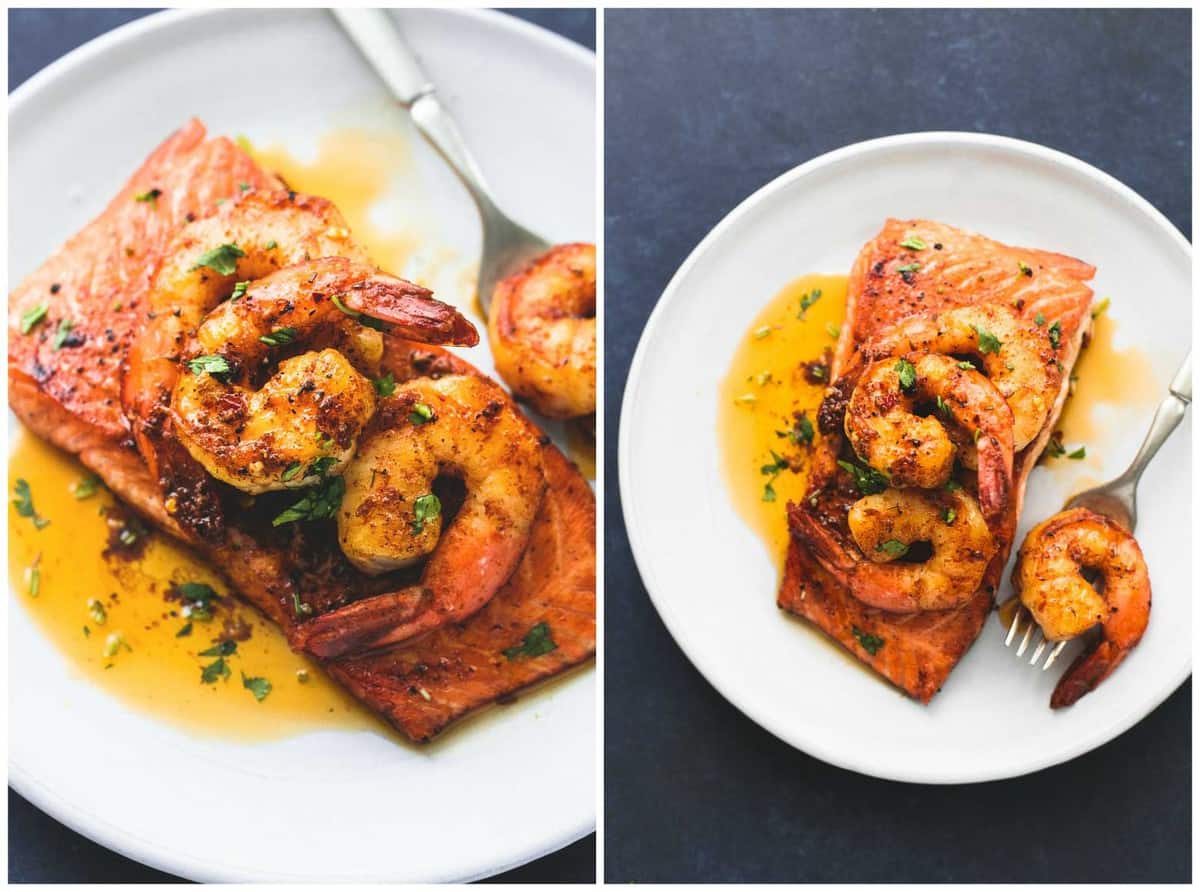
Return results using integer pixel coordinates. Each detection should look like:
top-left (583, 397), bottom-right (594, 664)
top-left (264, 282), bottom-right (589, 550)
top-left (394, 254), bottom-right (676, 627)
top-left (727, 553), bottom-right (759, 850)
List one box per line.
top-left (604, 8), bottom-right (1191, 883)
top-left (7, 7), bottom-right (594, 884)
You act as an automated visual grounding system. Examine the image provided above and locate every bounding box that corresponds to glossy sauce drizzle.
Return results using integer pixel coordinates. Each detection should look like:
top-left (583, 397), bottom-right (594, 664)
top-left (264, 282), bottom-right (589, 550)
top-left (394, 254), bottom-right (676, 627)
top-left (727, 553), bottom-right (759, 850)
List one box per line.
top-left (718, 274), bottom-right (848, 569)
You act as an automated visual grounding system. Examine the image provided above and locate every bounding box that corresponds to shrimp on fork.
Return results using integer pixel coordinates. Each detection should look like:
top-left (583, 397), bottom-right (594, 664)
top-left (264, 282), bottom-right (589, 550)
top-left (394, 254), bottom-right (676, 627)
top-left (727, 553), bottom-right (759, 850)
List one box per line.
top-left (171, 256), bottom-right (477, 493)
top-left (299, 373), bottom-right (547, 658)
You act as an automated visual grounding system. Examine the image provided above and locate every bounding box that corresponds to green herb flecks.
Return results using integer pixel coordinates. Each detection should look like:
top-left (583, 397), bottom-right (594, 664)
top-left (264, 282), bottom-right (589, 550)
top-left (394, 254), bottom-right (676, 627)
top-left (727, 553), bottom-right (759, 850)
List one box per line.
top-left (1018, 260), bottom-right (1033, 277)
top-left (258, 327), bottom-right (297, 348)
top-left (51, 318), bottom-right (76, 350)
top-left (895, 357), bottom-right (917, 391)
top-left (1067, 445), bottom-right (1086, 460)
top-left (796, 288), bottom-right (823, 320)
top-left (502, 621), bottom-right (558, 660)
top-left (373, 372), bottom-right (396, 398)
top-left (73, 474), bottom-right (102, 500)
top-left (876, 539), bottom-right (909, 559)
top-left (409, 402), bottom-right (435, 424)
top-left (200, 657), bottom-right (231, 684)
top-left (20, 302), bottom-right (48, 334)
top-left (411, 493), bottom-right (442, 534)
top-left (272, 475), bottom-right (346, 527)
top-left (899, 236), bottom-right (927, 251)
top-left (241, 672), bottom-right (272, 702)
top-left (837, 459), bottom-right (889, 496)
top-left (973, 325), bottom-right (1002, 354)
top-left (186, 354), bottom-right (233, 379)
top-left (134, 188), bottom-right (162, 206)
top-left (943, 507), bottom-right (957, 525)
top-left (1048, 320), bottom-right (1061, 349)
top-left (230, 281), bottom-right (249, 301)
top-left (1091, 297), bottom-right (1110, 319)
top-left (191, 243), bottom-right (245, 275)
top-left (12, 479), bottom-right (49, 529)
top-left (851, 625), bottom-right (885, 656)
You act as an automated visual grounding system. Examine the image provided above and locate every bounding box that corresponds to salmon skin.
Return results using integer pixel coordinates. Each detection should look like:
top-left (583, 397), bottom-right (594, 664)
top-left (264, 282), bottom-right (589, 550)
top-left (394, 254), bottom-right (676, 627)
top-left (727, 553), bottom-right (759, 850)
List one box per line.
top-left (8, 120), bottom-right (596, 741)
top-left (781, 219), bottom-right (1094, 702)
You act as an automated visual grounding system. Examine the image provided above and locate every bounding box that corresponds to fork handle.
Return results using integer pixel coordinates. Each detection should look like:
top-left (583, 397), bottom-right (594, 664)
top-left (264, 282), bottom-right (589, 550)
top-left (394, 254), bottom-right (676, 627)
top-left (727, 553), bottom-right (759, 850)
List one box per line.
top-left (1120, 351), bottom-right (1191, 485)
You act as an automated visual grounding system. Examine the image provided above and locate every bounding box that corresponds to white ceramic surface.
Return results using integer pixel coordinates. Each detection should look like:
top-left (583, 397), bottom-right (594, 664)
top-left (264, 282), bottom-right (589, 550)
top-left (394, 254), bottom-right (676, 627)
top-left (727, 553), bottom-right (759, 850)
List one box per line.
top-left (619, 133), bottom-right (1190, 784)
top-left (9, 8), bottom-right (595, 881)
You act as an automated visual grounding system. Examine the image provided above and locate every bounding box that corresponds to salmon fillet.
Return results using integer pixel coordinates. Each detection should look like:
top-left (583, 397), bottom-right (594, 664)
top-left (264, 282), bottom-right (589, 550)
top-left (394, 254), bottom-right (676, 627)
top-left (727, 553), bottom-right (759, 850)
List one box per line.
top-left (9, 120), bottom-right (596, 741)
top-left (780, 219), bottom-right (1094, 702)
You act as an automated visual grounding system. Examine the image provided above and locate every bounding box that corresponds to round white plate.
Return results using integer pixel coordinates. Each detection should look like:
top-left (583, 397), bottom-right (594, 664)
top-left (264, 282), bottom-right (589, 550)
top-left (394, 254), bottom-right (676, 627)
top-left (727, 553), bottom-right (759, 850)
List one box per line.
top-left (10, 8), bottom-right (594, 881)
top-left (619, 132), bottom-right (1190, 784)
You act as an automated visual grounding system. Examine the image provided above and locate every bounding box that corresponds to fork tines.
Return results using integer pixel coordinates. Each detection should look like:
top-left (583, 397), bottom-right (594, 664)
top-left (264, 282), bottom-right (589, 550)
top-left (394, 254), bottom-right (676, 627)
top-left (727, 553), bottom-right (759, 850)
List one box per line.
top-left (1005, 606), bottom-right (1069, 671)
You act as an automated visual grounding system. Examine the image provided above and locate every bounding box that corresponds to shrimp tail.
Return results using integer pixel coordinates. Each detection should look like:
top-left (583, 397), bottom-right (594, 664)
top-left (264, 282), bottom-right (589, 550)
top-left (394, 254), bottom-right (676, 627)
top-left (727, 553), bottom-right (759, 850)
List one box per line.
top-left (342, 276), bottom-right (480, 347)
top-left (299, 587), bottom-right (431, 658)
top-left (786, 502), bottom-right (918, 612)
top-left (974, 432), bottom-right (1014, 533)
top-left (1050, 639), bottom-right (1129, 709)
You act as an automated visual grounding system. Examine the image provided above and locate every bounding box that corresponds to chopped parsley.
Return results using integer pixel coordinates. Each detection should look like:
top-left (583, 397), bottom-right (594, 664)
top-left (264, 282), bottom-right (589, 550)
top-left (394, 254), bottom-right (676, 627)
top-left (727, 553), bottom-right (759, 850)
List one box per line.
top-left (241, 672), bottom-right (272, 702)
top-left (272, 475), bottom-right (346, 526)
top-left (177, 581), bottom-right (219, 622)
top-left (409, 402), bottom-right (435, 424)
top-left (134, 188), bottom-right (162, 206)
top-left (26, 556), bottom-right (41, 596)
top-left (945, 478), bottom-right (963, 492)
top-left (411, 493), bottom-right (442, 533)
top-left (796, 289), bottom-right (823, 320)
top-left (896, 262), bottom-right (921, 284)
top-left (943, 507), bottom-right (957, 525)
top-left (12, 479), bottom-right (49, 529)
top-left (837, 459), bottom-right (889, 496)
top-left (825, 322), bottom-right (841, 339)
top-left (238, 182), bottom-right (252, 192)
top-left (1067, 445), bottom-right (1086, 460)
top-left (191, 243), bottom-right (245, 275)
top-left (502, 621), bottom-right (558, 660)
top-left (264, 239), bottom-right (278, 251)
top-left (258, 327), bottom-right (297, 347)
top-left (51, 318), bottom-right (76, 350)
top-left (103, 631), bottom-right (130, 658)
top-left (760, 450), bottom-right (790, 502)
top-left (956, 360), bottom-right (976, 370)
top-left (186, 354), bottom-right (233, 378)
top-left (199, 640), bottom-right (237, 658)
top-left (73, 474), bottom-right (101, 500)
top-left (973, 325), bottom-right (1002, 354)
top-left (87, 598), bottom-right (108, 625)
top-left (1018, 260), bottom-right (1033, 277)
top-left (176, 622), bottom-right (193, 638)
top-left (200, 657), bottom-right (231, 684)
top-left (20, 302), bottom-right (48, 334)
top-left (1047, 320), bottom-right (1062, 348)
top-left (851, 625), bottom-right (885, 655)
top-left (373, 372), bottom-right (396, 398)
top-left (876, 539), bottom-right (909, 558)
top-left (230, 281), bottom-right (249, 301)
top-left (1034, 312), bottom-right (1046, 327)
top-left (753, 325), bottom-right (772, 340)
top-left (895, 357), bottom-right (917, 391)
top-left (292, 592), bottom-right (313, 618)
top-left (778, 412), bottom-right (815, 447)
top-left (281, 462), bottom-right (303, 482)
top-left (899, 236), bottom-right (927, 251)
top-left (1043, 432), bottom-right (1067, 459)
top-left (1091, 297), bottom-right (1110, 319)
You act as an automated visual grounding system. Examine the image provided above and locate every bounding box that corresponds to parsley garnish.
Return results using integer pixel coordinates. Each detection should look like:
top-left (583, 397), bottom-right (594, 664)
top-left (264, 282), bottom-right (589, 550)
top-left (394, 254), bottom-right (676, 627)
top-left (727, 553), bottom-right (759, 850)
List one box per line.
top-left (134, 188), bottom-right (162, 206)
top-left (281, 462), bottom-right (303, 482)
top-left (1067, 445), bottom-right (1086, 460)
top-left (200, 657), bottom-right (231, 684)
top-left (1091, 297), bottom-right (1110, 319)
top-left (258, 327), bottom-right (297, 347)
top-left (230, 281), bottom-right (249, 301)
top-left (943, 507), bottom-right (957, 525)
top-left (241, 672), bottom-right (272, 702)
top-left (1048, 320), bottom-right (1061, 349)
top-left (973, 325), bottom-right (1002, 354)
top-left (899, 236), bottom-right (927, 251)
top-left (956, 360), bottom-right (976, 370)
top-left (796, 289), bottom-right (823, 320)
top-left (411, 493), bottom-right (442, 533)
top-left (12, 479), bottom-right (49, 529)
top-left (876, 539), bottom-right (908, 558)
top-left (51, 318), bottom-right (76, 350)
top-left (895, 358), bottom-right (917, 391)
top-left (176, 622), bottom-right (193, 638)
top-left (1034, 312), bottom-right (1045, 327)
top-left (186, 354), bottom-right (232, 378)
top-left (292, 592), bottom-right (313, 618)
top-left (1044, 432), bottom-right (1067, 458)
top-left (851, 626), bottom-right (885, 655)
top-left (825, 322), bottom-right (840, 339)
top-left (837, 459), bottom-right (889, 495)
top-left (409, 402), bottom-right (435, 424)
top-left (502, 621), bottom-right (558, 660)
top-left (87, 598), bottom-right (107, 625)
top-left (73, 474), bottom-right (101, 500)
top-left (272, 476), bottom-right (345, 526)
top-left (176, 581), bottom-right (220, 622)
top-left (191, 243), bottom-right (245, 275)
top-left (1018, 260), bottom-right (1033, 277)
top-left (373, 372), bottom-right (396, 397)
top-left (781, 412), bottom-right (815, 447)
top-left (896, 262), bottom-right (920, 284)
top-left (264, 239), bottom-right (278, 251)
top-left (199, 640), bottom-right (237, 658)
top-left (20, 302), bottom-right (48, 334)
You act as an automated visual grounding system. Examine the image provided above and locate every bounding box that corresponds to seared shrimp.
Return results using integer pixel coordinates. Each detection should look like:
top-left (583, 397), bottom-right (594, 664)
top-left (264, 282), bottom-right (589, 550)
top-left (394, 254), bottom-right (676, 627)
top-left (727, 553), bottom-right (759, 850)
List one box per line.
top-left (845, 354), bottom-right (1014, 526)
top-left (171, 257), bottom-right (477, 494)
top-left (1013, 508), bottom-right (1151, 708)
top-left (299, 374), bottom-right (547, 657)
top-left (488, 243), bottom-right (596, 419)
top-left (866, 304), bottom-right (1058, 455)
top-left (790, 487), bottom-right (997, 612)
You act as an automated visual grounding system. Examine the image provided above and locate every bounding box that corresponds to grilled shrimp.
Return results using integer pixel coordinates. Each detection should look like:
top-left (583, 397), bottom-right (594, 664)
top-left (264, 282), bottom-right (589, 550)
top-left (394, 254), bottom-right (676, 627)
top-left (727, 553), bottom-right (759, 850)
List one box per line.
top-left (866, 304), bottom-right (1058, 456)
top-left (789, 487), bottom-right (997, 612)
top-left (845, 354), bottom-right (1014, 527)
top-left (488, 243), bottom-right (596, 419)
top-left (299, 373), bottom-right (547, 657)
top-left (171, 257), bottom-right (477, 493)
top-left (1014, 508), bottom-right (1151, 708)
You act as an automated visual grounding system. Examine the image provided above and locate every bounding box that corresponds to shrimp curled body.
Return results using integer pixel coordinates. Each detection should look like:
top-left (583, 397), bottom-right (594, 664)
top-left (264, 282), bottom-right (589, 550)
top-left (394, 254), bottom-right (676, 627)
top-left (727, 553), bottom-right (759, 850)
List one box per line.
top-left (845, 354), bottom-right (1014, 526)
top-left (790, 487), bottom-right (997, 612)
top-left (488, 242), bottom-right (596, 419)
top-left (1014, 508), bottom-right (1151, 708)
top-left (299, 373), bottom-right (548, 657)
top-left (866, 304), bottom-right (1058, 456)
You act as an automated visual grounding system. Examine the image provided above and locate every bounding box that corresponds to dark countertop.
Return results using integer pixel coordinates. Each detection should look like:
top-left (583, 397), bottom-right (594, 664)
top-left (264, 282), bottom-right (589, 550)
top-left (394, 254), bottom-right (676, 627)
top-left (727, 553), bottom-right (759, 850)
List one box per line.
top-left (604, 8), bottom-right (1190, 883)
top-left (7, 7), bottom-right (594, 885)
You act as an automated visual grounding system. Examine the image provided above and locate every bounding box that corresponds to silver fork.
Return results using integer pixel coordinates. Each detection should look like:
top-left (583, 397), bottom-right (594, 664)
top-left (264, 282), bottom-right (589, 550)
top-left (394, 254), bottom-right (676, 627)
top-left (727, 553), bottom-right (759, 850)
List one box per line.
top-left (1006, 351), bottom-right (1191, 669)
top-left (332, 9), bottom-right (551, 316)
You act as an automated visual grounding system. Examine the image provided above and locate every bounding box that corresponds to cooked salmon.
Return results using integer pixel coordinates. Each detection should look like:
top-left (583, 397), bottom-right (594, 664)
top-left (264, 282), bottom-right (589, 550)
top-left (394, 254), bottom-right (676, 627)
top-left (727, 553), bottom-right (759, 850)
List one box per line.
top-left (781, 219), bottom-right (1094, 701)
top-left (8, 120), bottom-right (596, 741)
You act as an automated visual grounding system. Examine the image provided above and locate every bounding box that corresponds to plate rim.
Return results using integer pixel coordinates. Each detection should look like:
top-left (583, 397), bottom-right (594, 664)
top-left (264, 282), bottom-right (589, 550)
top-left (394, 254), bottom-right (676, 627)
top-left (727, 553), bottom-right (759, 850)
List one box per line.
top-left (9, 6), bottom-right (595, 882)
top-left (618, 130), bottom-right (1191, 785)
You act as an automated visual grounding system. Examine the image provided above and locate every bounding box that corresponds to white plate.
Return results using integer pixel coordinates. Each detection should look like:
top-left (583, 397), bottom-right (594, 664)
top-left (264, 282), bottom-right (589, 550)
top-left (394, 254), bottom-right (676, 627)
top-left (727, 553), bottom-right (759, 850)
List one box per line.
top-left (619, 133), bottom-right (1191, 784)
top-left (9, 8), bottom-right (595, 881)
